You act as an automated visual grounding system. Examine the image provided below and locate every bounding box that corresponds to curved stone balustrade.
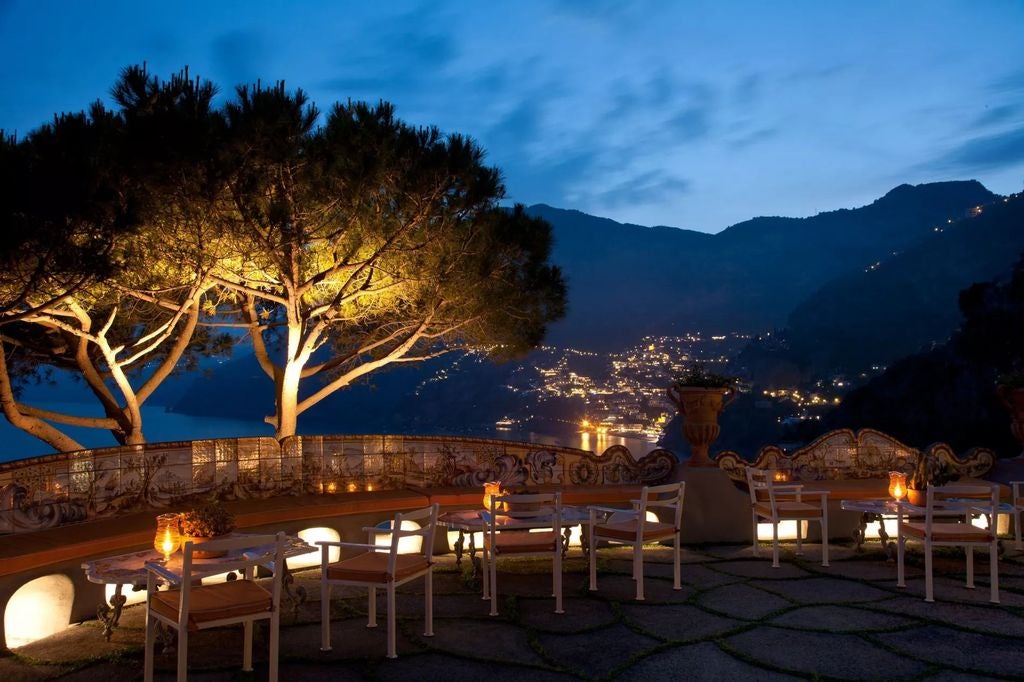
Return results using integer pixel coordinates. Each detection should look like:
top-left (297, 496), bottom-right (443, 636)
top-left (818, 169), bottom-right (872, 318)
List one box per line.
top-left (714, 428), bottom-right (996, 482)
top-left (0, 435), bottom-right (677, 536)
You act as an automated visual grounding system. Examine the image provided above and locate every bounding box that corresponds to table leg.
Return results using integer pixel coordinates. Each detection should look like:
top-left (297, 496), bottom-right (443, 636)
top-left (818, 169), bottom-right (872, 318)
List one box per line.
top-left (468, 529), bottom-right (480, 579)
top-left (562, 526), bottom-right (572, 557)
top-left (874, 513), bottom-right (896, 560)
top-left (852, 514), bottom-right (869, 551)
top-left (453, 529), bottom-right (466, 567)
top-left (280, 558), bottom-right (307, 617)
top-left (97, 584), bottom-right (127, 641)
top-left (581, 523), bottom-right (590, 557)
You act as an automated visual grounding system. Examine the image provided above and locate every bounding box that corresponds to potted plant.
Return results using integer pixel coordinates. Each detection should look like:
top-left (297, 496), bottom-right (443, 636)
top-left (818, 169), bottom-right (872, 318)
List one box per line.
top-left (997, 369), bottom-right (1024, 457)
top-left (667, 364), bottom-right (737, 467)
top-left (906, 450), bottom-right (958, 507)
top-left (179, 503), bottom-right (236, 558)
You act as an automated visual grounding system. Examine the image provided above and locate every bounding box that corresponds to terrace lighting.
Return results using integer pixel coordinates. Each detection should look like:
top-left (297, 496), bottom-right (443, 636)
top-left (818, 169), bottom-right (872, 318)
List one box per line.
top-left (154, 513), bottom-right (181, 562)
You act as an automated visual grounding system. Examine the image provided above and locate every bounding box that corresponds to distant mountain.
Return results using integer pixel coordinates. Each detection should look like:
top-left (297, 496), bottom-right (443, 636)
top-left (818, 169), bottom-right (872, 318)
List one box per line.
top-left (534, 180), bottom-right (997, 349)
top-left (784, 191), bottom-right (1024, 375)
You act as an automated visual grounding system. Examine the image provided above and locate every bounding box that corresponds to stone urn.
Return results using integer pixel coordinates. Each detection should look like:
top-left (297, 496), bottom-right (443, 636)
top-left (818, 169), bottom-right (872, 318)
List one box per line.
top-left (997, 384), bottom-right (1024, 457)
top-left (667, 384), bottom-right (737, 467)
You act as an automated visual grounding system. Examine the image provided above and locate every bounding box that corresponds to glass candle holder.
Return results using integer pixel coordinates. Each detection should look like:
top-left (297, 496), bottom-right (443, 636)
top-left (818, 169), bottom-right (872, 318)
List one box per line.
top-left (154, 513), bottom-right (181, 561)
top-left (888, 471), bottom-right (907, 501)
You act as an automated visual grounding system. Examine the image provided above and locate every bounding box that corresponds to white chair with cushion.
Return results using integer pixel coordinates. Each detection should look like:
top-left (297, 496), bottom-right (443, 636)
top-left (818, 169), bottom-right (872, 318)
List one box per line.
top-left (587, 481), bottom-right (685, 600)
top-left (318, 503), bottom-right (439, 658)
top-left (483, 491), bottom-right (563, 616)
top-left (144, 532), bottom-right (286, 682)
top-left (897, 483), bottom-right (1000, 603)
top-left (746, 466), bottom-right (829, 568)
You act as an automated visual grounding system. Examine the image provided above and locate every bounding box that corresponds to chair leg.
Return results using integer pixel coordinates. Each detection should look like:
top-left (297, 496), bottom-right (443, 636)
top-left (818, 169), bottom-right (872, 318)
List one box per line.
top-left (673, 533), bottom-right (682, 591)
top-left (924, 541), bottom-right (934, 602)
top-left (897, 536), bottom-right (906, 588)
top-left (1016, 509), bottom-right (1022, 549)
top-left (144, 610), bottom-right (156, 682)
top-left (386, 584), bottom-right (397, 659)
top-left (481, 545), bottom-right (490, 600)
top-left (368, 586), bottom-right (378, 628)
top-left (795, 517), bottom-right (803, 555)
top-left (588, 527), bottom-right (598, 591)
top-left (634, 541), bottom-right (644, 600)
top-left (821, 515), bottom-right (830, 567)
top-left (424, 570), bottom-right (434, 636)
top-left (243, 620), bottom-right (253, 671)
top-left (489, 551), bottom-right (499, 616)
top-left (772, 521), bottom-right (780, 568)
top-left (966, 545), bottom-right (975, 589)
top-left (269, 611), bottom-right (280, 682)
top-left (320, 582), bottom-right (332, 651)
top-left (555, 543), bottom-right (564, 614)
top-left (990, 540), bottom-right (1000, 604)
top-left (176, 630), bottom-right (188, 682)
top-left (751, 512), bottom-right (760, 556)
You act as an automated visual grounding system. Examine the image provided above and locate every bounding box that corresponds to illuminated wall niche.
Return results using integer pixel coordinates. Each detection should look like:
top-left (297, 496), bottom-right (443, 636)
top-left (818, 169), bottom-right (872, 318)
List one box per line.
top-left (5, 574), bottom-right (74, 647)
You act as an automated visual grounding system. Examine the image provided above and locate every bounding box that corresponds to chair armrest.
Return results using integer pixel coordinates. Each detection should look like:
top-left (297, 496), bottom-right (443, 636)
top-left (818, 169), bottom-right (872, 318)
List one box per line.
top-left (338, 542), bottom-right (381, 550)
top-left (772, 484), bottom-right (805, 492)
top-left (144, 561), bottom-right (182, 585)
top-left (589, 505), bottom-right (632, 515)
top-left (316, 540), bottom-right (346, 547)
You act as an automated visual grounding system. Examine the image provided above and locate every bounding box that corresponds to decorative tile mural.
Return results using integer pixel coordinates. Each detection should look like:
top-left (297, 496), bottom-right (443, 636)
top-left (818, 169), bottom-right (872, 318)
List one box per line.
top-left (1, 435), bottom-right (675, 535)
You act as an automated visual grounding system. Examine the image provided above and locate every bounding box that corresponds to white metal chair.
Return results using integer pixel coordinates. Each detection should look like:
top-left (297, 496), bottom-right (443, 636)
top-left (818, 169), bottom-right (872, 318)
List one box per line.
top-left (144, 532), bottom-right (286, 682)
top-left (482, 491), bottom-right (563, 616)
top-left (746, 466), bottom-right (829, 568)
top-left (897, 483), bottom-right (1000, 603)
top-left (318, 503), bottom-right (439, 658)
top-left (587, 481), bottom-right (685, 600)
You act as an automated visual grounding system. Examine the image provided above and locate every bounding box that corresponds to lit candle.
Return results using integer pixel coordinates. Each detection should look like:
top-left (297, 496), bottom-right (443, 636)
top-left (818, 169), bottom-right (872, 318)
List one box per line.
top-left (888, 471), bottom-right (907, 501)
top-left (154, 513), bottom-right (181, 561)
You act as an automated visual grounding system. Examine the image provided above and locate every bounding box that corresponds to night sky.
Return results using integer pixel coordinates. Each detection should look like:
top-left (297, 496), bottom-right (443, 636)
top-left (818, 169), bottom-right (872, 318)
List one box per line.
top-left (1, 0), bottom-right (1022, 233)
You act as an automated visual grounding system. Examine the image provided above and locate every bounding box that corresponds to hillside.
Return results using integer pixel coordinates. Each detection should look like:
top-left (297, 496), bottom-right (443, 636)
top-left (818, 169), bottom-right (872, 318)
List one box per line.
top-left (536, 180), bottom-right (996, 350)
top-left (784, 192), bottom-right (1024, 375)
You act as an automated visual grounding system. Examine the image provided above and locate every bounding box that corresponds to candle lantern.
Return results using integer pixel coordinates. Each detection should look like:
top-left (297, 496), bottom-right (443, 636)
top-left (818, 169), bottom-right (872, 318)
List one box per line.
top-left (888, 471), bottom-right (907, 501)
top-left (154, 513), bottom-right (181, 561)
top-left (483, 481), bottom-right (507, 511)
top-left (772, 469), bottom-right (790, 483)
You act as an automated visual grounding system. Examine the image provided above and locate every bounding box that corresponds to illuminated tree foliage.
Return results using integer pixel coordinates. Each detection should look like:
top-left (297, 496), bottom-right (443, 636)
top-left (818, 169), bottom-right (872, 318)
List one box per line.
top-left (217, 85), bottom-right (566, 438)
top-left (0, 66), bottom-right (566, 448)
top-left (0, 67), bottom-right (230, 449)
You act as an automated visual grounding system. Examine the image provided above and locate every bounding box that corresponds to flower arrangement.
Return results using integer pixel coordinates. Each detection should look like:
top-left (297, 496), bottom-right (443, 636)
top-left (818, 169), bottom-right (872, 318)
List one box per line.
top-left (907, 450), bottom-right (958, 504)
top-left (672, 363), bottom-right (735, 389)
top-left (179, 503), bottom-right (236, 538)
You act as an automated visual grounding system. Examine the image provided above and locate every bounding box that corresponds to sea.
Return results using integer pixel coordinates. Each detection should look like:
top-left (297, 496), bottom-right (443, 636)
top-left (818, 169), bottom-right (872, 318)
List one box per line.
top-left (0, 401), bottom-right (661, 465)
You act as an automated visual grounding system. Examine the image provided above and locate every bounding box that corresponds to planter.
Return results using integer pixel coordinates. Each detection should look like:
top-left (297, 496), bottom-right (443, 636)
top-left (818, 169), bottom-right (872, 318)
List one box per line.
top-left (997, 384), bottom-right (1024, 457)
top-left (183, 535), bottom-right (228, 559)
top-left (667, 384), bottom-right (737, 467)
top-left (906, 488), bottom-right (926, 507)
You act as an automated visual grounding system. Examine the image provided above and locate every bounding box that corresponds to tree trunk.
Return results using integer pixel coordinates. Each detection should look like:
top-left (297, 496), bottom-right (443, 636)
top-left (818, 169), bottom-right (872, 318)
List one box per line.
top-left (0, 345), bottom-right (86, 453)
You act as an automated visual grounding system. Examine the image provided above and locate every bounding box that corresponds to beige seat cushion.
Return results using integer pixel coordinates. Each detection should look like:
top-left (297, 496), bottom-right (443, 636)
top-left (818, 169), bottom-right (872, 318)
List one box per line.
top-left (594, 520), bottom-right (676, 542)
top-left (754, 501), bottom-right (823, 519)
top-left (902, 522), bottom-right (993, 543)
top-left (485, 530), bottom-right (559, 554)
top-left (327, 552), bottom-right (430, 584)
top-left (151, 580), bottom-right (272, 631)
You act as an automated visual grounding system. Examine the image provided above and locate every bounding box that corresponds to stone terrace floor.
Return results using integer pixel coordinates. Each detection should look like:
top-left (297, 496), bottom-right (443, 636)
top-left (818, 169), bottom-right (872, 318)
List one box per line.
top-left (5, 541), bottom-right (1024, 681)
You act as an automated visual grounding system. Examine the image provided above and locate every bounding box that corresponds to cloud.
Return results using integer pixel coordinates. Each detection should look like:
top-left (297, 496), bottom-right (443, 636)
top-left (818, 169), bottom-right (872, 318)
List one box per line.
top-left (990, 70), bottom-right (1024, 94)
top-left (667, 106), bottom-right (711, 142)
top-left (584, 169), bottom-right (691, 209)
top-left (728, 127), bottom-right (778, 149)
top-left (970, 104), bottom-right (1021, 130)
top-left (930, 124), bottom-right (1024, 172)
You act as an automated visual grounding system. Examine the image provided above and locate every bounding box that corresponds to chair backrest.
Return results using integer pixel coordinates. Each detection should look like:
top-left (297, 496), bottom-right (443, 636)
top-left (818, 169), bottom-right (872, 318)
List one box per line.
top-left (380, 504), bottom-right (439, 565)
top-left (745, 467), bottom-right (775, 508)
top-left (638, 481), bottom-right (685, 530)
top-left (178, 532), bottom-right (286, 622)
top-left (489, 492), bottom-right (563, 535)
top-left (924, 483), bottom-right (999, 535)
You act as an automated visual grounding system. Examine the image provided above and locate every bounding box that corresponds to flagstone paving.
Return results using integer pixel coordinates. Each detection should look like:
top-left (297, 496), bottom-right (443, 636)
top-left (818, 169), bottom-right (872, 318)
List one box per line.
top-left (3, 542), bottom-right (1024, 680)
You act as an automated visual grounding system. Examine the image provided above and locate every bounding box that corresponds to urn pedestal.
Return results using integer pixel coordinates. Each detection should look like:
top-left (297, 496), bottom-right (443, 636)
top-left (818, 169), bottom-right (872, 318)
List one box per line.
top-left (667, 385), bottom-right (737, 467)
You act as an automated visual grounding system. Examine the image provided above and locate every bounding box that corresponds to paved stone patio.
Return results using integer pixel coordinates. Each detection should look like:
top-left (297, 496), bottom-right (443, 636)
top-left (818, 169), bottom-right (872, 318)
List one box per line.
top-left (3, 540), bottom-right (1024, 681)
